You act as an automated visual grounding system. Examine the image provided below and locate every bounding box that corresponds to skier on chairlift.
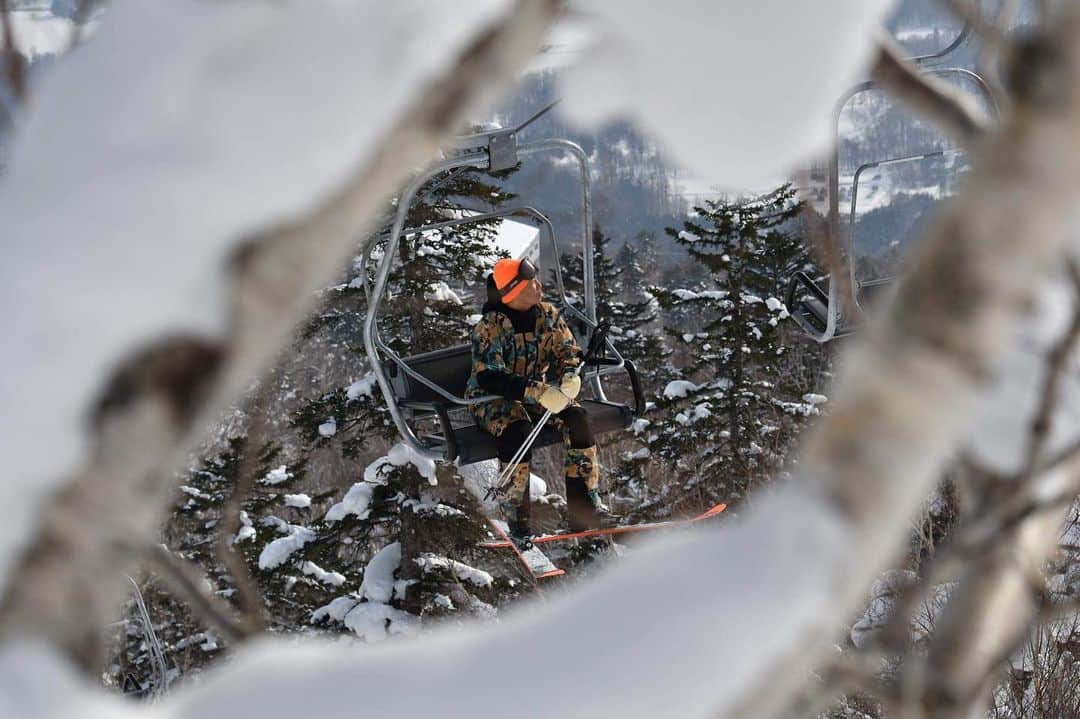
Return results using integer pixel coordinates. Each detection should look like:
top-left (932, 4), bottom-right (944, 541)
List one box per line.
top-left (466, 257), bottom-right (616, 541)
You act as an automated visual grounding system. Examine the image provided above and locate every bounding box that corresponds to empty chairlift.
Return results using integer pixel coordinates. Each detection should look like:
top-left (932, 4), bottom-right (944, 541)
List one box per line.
top-left (787, 8), bottom-right (1000, 341)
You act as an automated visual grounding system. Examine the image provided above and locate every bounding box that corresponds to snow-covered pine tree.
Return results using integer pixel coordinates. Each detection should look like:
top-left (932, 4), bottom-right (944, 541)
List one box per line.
top-left (549, 226), bottom-right (674, 512)
top-left (556, 225), bottom-right (668, 387)
top-left (635, 184), bottom-right (818, 508)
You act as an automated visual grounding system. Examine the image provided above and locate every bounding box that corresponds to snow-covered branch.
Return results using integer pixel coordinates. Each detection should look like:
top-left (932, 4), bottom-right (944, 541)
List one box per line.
top-left (0, 0), bottom-right (559, 670)
top-left (6, 1), bottom-right (1080, 718)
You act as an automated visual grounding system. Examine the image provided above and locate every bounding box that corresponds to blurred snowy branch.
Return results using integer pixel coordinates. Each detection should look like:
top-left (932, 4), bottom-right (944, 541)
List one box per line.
top-left (0, 0), bottom-right (26, 104)
top-left (5, 1), bottom-right (1080, 719)
top-left (941, 0), bottom-right (1011, 50)
top-left (0, 0), bottom-right (558, 672)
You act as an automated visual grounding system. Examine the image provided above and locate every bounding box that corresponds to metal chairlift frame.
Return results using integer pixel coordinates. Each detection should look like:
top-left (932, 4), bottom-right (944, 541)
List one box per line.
top-left (359, 124), bottom-right (644, 463)
top-left (847, 147), bottom-right (967, 312)
top-left (787, 24), bottom-right (998, 342)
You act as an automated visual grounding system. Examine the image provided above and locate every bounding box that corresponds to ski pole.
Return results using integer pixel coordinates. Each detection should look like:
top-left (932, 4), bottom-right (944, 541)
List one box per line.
top-left (490, 408), bottom-right (554, 496)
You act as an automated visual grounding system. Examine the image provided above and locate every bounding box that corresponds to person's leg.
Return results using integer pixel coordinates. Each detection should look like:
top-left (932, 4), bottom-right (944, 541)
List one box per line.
top-left (496, 419), bottom-right (533, 537)
top-left (559, 406), bottom-right (610, 531)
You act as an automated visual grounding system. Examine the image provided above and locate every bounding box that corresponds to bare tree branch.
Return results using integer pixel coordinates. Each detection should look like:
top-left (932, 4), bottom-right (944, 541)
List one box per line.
top-left (785, 650), bottom-right (900, 719)
top-left (215, 392), bottom-right (271, 634)
top-left (914, 460), bottom-right (1080, 717)
top-left (142, 543), bottom-right (254, 645)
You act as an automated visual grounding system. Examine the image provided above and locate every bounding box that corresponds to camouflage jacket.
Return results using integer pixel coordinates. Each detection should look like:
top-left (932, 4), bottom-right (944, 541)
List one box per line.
top-left (466, 301), bottom-right (582, 431)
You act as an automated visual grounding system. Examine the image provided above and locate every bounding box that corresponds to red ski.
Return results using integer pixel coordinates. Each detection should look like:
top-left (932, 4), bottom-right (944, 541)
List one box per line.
top-left (486, 517), bottom-right (564, 580)
top-left (480, 501), bottom-right (728, 549)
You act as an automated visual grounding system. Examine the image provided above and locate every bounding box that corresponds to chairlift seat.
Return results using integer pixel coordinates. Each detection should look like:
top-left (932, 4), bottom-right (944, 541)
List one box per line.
top-left (385, 343), bottom-right (638, 465)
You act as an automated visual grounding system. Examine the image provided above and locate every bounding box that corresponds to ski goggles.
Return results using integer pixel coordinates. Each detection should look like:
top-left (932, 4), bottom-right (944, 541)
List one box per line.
top-left (495, 258), bottom-right (538, 303)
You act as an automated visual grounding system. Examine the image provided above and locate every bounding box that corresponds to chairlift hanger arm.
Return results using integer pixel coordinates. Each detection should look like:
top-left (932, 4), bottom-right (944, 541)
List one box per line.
top-left (790, 20), bottom-right (996, 344)
top-left (785, 272), bottom-right (844, 342)
top-left (846, 151), bottom-right (964, 314)
top-left (363, 153), bottom-right (488, 459)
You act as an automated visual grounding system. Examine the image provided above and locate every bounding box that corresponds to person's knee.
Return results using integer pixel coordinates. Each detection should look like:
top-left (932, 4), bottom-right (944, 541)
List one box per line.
top-left (561, 406), bottom-right (595, 448)
top-left (498, 420), bottom-right (533, 463)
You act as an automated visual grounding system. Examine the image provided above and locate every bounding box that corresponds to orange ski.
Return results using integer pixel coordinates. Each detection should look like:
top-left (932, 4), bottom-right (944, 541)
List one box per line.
top-left (486, 517), bottom-right (565, 579)
top-left (481, 501), bottom-right (727, 549)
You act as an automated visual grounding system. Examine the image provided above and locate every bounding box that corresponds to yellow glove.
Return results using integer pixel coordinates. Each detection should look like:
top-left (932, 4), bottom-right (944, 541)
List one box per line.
top-left (526, 382), bottom-right (571, 414)
top-left (560, 373), bottom-right (582, 400)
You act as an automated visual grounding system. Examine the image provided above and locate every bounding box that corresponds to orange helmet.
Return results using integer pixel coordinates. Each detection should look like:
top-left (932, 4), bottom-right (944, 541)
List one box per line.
top-left (492, 257), bottom-right (537, 304)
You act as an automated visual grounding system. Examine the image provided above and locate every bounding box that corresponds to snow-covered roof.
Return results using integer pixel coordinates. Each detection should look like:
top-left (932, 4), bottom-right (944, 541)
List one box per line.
top-left (491, 216), bottom-right (540, 262)
top-left (435, 210), bottom-right (539, 264)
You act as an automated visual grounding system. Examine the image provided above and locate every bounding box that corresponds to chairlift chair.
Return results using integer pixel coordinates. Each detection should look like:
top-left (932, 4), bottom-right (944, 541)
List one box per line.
top-left (358, 109), bottom-right (645, 464)
top-left (787, 17), bottom-right (999, 342)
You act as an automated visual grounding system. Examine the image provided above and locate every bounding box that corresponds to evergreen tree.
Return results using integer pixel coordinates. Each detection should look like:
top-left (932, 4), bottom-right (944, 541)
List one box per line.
top-left (632, 184), bottom-right (816, 507)
top-left (553, 225), bottom-right (670, 383)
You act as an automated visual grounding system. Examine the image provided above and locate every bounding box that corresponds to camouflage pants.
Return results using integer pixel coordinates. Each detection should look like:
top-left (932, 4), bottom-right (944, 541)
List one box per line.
top-left (475, 400), bottom-right (599, 503)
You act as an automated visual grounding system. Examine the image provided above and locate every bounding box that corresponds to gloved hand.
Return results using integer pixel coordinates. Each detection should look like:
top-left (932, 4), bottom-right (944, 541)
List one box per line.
top-left (560, 373), bottom-right (582, 400)
top-left (526, 382), bottom-right (571, 414)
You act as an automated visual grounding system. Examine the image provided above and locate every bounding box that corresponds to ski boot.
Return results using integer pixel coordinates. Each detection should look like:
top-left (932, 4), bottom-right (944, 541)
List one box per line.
top-left (497, 462), bottom-right (533, 549)
top-left (566, 478), bottom-right (619, 532)
top-left (588, 488), bottom-right (621, 526)
top-left (499, 500), bottom-right (533, 551)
